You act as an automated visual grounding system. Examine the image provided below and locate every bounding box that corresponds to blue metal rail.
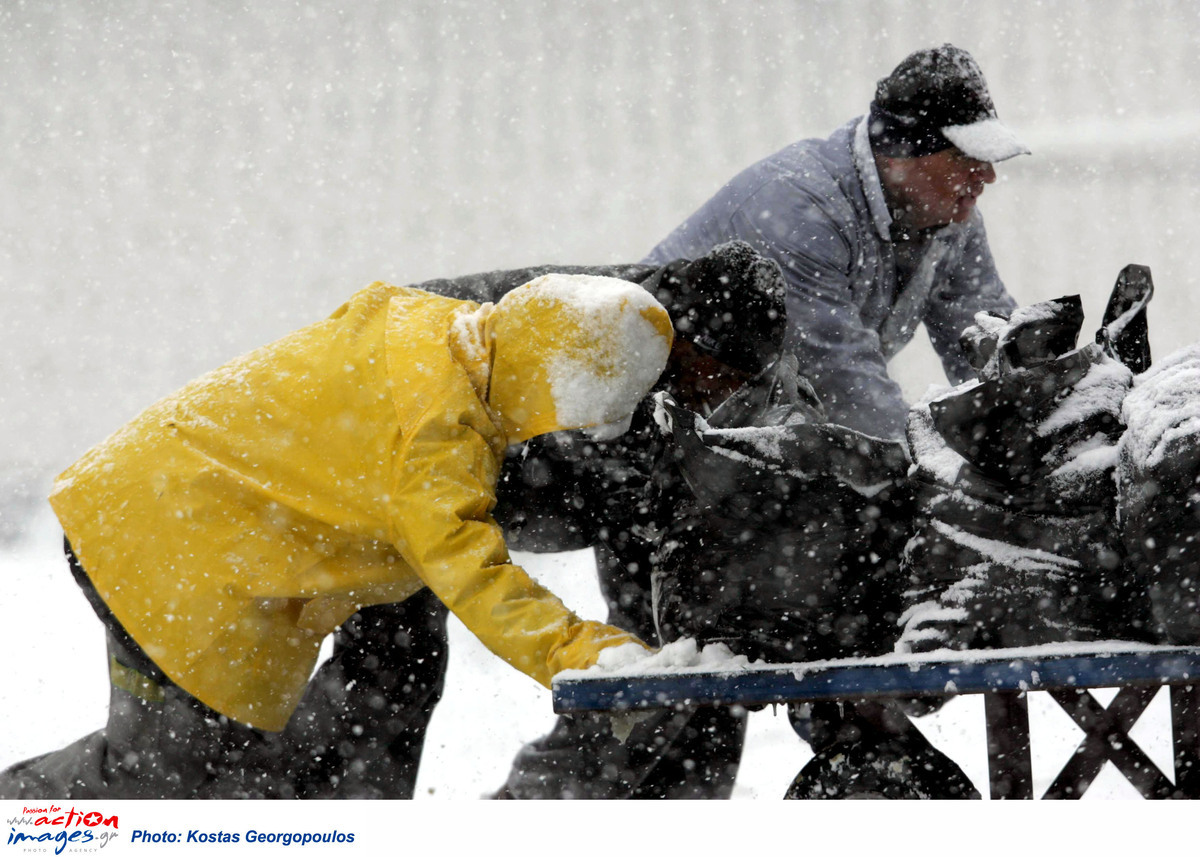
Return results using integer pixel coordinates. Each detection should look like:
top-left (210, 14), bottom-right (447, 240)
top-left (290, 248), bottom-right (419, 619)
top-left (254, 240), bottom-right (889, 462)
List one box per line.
top-left (552, 643), bottom-right (1200, 713)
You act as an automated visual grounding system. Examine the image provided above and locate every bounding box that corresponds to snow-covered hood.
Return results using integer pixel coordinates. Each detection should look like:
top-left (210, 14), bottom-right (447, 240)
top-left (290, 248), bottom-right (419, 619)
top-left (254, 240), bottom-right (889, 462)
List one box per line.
top-left (485, 274), bottom-right (674, 443)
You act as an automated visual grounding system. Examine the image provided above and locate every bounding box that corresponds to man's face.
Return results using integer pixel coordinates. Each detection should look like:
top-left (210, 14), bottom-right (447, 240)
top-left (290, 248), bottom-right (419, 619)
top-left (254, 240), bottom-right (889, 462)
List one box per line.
top-left (665, 339), bottom-right (754, 416)
top-left (877, 147), bottom-right (997, 231)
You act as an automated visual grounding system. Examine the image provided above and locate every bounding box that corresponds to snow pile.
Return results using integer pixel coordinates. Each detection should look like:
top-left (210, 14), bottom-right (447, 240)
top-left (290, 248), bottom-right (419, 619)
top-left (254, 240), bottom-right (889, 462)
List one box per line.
top-left (571, 638), bottom-right (754, 678)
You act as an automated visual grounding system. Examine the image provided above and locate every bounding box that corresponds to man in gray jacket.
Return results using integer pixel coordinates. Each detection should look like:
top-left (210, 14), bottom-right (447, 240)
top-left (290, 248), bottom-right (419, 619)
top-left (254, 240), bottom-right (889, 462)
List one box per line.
top-left (646, 44), bottom-right (1028, 440)
top-left (494, 46), bottom-right (1027, 800)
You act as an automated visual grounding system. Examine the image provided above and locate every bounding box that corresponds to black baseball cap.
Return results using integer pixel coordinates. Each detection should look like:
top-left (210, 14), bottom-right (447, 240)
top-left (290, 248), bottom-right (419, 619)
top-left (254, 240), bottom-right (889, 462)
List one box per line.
top-left (869, 44), bottom-right (1029, 162)
top-left (647, 241), bottom-right (787, 376)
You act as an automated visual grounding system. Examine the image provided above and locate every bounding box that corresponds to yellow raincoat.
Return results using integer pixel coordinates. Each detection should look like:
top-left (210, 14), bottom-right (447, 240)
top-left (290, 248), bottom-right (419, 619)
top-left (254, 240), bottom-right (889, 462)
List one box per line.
top-left (50, 277), bottom-right (673, 731)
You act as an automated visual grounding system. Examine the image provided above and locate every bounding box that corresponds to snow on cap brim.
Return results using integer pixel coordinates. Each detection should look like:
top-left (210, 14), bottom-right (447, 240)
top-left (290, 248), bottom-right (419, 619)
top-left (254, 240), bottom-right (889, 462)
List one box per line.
top-left (942, 117), bottom-right (1030, 162)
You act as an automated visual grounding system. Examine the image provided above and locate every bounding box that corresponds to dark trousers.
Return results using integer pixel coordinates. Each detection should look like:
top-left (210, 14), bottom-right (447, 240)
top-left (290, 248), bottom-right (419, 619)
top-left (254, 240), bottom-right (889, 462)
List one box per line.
top-left (496, 705), bottom-right (746, 799)
top-left (495, 545), bottom-right (747, 799)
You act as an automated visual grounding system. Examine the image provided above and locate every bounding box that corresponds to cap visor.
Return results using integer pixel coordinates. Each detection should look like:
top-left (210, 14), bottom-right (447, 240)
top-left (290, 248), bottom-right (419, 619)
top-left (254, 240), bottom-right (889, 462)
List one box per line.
top-left (942, 118), bottom-right (1030, 162)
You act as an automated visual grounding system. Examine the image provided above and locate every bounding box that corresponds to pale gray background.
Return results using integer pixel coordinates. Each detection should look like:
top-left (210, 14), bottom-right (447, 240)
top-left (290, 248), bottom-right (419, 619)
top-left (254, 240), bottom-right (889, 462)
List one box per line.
top-left (4, 0), bottom-right (1199, 538)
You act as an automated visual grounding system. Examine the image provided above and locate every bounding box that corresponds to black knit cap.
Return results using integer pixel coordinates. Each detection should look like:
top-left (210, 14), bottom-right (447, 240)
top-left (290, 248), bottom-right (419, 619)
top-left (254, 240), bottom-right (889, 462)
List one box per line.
top-left (647, 241), bottom-right (787, 376)
top-left (869, 44), bottom-right (1028, 162)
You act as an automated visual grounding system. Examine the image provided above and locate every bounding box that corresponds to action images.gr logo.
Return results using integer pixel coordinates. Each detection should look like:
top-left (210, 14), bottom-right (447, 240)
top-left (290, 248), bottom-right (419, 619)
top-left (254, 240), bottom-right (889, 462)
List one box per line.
top-left (5, 805), bottom-right (119, 855)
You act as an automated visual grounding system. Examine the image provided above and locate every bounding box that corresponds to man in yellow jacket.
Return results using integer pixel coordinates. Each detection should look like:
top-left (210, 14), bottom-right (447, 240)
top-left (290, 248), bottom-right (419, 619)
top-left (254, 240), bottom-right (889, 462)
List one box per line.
top-left (0, 274), bottom-right (676, 798)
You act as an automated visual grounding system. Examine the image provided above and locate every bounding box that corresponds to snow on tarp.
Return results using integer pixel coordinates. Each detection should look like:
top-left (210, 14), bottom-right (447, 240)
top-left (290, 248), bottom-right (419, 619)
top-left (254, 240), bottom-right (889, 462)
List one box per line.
top-left (1121, 342), bottom-right (1200, 468)
top-left (654, 392), bottom-right (908, 499)
top-left (906, 386), bottom-right (968, 485)
top-left (894, 298), bottom-right (1140, 656)
top-left (1037, 353), bottom-right (1130, 436)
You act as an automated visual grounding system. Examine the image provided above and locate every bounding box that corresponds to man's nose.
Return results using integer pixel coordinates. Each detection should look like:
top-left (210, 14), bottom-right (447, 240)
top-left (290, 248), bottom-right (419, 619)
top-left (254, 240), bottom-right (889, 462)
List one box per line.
top-left (972, 160), bottom-right (997, 184)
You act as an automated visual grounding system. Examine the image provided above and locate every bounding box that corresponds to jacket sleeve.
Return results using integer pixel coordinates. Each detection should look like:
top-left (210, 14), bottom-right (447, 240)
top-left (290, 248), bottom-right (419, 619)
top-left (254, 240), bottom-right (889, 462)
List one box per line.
top-left (729, 179), bottom-right (911, 440)
top-left (923, 213), bottom-right (1018, 385)
top-left (388, 403), bottom-right (646, 688)
top-left (411, 263), bottom-right (658, 304)
top-left (493, 437), bottom-right (597, 553)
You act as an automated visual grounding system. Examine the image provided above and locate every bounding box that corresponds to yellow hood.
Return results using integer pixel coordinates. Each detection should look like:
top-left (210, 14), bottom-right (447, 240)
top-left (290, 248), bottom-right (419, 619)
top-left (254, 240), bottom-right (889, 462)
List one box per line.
top-left (485, 274), bottom-right (674, 443)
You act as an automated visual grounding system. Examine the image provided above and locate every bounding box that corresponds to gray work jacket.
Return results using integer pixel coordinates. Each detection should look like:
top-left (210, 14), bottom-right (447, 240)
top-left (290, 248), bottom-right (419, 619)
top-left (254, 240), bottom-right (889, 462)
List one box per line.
top-left (645, 117), bottom-right (1016, 439)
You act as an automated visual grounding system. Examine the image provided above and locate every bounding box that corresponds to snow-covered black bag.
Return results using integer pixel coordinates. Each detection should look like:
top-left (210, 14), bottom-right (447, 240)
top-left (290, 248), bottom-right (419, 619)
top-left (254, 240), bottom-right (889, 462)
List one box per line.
top-left (651, 359), bottom-right (912, 663)
top-left (898, 271), bottom-right (1153, 653)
